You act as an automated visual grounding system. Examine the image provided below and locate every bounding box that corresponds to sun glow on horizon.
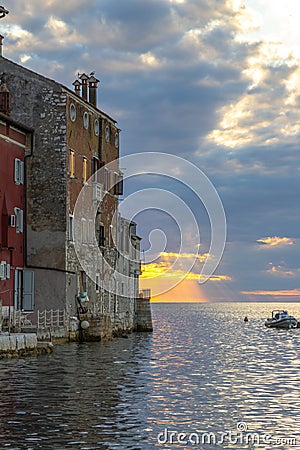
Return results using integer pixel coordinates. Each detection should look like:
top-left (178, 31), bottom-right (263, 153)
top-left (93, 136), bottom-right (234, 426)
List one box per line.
top-left (139, 250), bottom-right (232, 302)
top-left (141, 278), bottom-right (209, 303)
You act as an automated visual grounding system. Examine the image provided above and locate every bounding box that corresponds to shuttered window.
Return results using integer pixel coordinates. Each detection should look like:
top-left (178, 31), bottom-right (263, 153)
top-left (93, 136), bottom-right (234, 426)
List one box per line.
top-left (22, 270), bottom-right (35, 311)
top-left (70, 150), bottom-right (75, 178)
top-left (14, 159), bottom-right (24, 185)
top-left (14, 207), bottom-right (24, 233)
top-left (99, 225), bottom-right (105, 247)
top-left (114, 173), bottom-right (123, 195)
top-left (69, 215), bottom-right (74, 242)
top-left (83, 158), bottom-right (88, 183)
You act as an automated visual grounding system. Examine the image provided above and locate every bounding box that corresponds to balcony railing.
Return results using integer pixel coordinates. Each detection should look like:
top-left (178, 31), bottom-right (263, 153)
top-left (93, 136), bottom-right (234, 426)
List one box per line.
top-left (37, 309), bottom-right (68, 328)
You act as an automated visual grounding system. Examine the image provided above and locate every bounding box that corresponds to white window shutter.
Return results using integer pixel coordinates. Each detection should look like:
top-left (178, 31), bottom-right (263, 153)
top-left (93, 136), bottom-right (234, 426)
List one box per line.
top-left (0, 262), bottom-right (5, 280)
top-left (20, 161), bottom-right (24, 184)
top-left (19, 209), bottom-right (24, 233)
top-left (14, 159), bottom-right (20, 184)
top-left (14, 207), bottom-right (20, 231)
top-left (14, 208), bottom-right (24, 233)
top-left (6, 264), bottom-right (10, 279)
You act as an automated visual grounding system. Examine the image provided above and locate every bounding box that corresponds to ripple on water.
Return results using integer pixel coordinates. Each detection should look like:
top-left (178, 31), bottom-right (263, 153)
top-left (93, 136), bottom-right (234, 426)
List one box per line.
top-left (0, 303), bottom-right (300, 449)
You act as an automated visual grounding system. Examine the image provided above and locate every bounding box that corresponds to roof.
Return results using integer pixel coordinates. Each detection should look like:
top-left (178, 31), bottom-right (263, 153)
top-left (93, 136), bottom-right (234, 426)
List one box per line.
top-left (0, 55), bottom-right (117, 124)
top-left (0, 112), bottom-right (33, 133)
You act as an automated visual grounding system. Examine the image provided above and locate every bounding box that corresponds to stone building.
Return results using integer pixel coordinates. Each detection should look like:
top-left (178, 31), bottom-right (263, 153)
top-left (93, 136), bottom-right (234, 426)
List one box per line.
top-left (0, 48), bottom-right (151, 337)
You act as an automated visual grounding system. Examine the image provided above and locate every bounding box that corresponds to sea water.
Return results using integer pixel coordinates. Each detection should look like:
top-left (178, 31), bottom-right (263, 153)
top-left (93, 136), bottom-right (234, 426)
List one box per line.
top-left (0, 302), bottom-right (300, 449)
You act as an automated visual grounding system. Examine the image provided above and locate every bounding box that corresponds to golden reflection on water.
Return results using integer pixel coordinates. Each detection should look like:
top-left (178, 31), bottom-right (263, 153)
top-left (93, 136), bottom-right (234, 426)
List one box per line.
top-left (149, 302), bottom-right (300, 448)
top-left (0, 303), bottom-right (300, 449)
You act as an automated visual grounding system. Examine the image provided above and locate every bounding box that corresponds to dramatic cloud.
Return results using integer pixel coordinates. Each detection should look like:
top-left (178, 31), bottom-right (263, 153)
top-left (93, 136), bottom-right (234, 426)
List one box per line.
top-left (257, 236), bottom-right (296, 247)
top-left (2, 0), bottom-right (300, 301)
top-left (141, 252), bottom-right (231, 281)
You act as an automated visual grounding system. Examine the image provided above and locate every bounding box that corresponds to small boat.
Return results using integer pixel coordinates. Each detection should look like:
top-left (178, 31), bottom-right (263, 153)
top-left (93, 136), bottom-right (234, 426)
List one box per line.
top-left (265, 310), bottom-right (298, 329)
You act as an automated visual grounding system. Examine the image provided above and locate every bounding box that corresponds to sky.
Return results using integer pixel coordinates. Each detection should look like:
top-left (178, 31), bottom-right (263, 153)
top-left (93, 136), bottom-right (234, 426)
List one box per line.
top-left (1, 0), bottom-right (300, 302)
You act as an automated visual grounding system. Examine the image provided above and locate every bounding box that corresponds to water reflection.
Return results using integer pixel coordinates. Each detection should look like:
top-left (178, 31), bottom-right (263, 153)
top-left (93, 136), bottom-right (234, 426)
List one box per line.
top-left (0, 335), bottom-right (153, 449)
top-left (0, 303), bottom-right (300, 449)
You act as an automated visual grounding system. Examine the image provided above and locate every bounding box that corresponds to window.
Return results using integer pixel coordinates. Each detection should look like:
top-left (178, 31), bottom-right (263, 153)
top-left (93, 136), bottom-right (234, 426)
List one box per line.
top-left (80, 271), bottom-right (87, 292)
top-left (0, 261), bottom-right (10, 280)
top-left (89, 220), bottom-right (94, 243)
top-left (14, 207), bottom-right (24, 233)
top-left (0, 262), bottom-right (5, 280)
top-left (124, 225), bottom-right (129, 253)
top-left (95, 274), bottom-right (100, 293)
top-left (70, 150), bottom-right (75, 178)
top-left (114, 172), bottom-right (123, 195)
top-left (114, 132), bottom-right (119, 148)
top-left (9, 215), bottom-right (16, 227)
top-left (81, 218), bottom-right (88, 243)
top-left (99, 225), bottom-right (105, 247)
top-left (83, 158), bottom-right (88, 183)
top-left (104, 169), bottom-right (109, 192)
top-left (69, 214), bottom-right (74, 242)
top-left (70, 103), bottom-right (76, 122)
top-left (83, 112), bottom-right (89, 129)
top-left (14, 158), bottom-right (24, 185)
top-left (94, 119), bottom-right (100, 136)
top-left (105, 125), bottom-right (110, 142)
top-left (93, 183), bottom-right (102, 202)
top-left (22, 270), bottom-right (35, 311)
top-left (92, 157), bottom-right (99, 182)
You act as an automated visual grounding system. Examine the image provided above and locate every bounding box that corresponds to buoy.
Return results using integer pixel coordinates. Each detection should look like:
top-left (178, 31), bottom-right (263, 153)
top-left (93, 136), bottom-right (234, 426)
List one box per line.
top-left (81, 320), bottom-right (90, 330)
top-left (244, 316), bottom-right (248, 322)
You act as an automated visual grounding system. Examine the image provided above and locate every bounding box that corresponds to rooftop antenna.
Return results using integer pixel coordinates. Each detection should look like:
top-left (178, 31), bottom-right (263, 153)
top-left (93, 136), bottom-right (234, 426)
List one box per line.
top-left (0, 6), bottom-right (9, 19)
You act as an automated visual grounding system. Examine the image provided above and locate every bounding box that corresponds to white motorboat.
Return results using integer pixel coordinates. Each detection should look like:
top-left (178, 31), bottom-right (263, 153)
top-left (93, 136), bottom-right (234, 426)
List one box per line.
top-left (265, 310), bottom-right (298, 329)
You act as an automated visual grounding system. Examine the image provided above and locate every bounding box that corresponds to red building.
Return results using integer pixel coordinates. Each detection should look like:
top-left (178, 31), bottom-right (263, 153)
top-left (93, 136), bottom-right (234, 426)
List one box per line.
top-left (0, 110), bottom-right (32, 315)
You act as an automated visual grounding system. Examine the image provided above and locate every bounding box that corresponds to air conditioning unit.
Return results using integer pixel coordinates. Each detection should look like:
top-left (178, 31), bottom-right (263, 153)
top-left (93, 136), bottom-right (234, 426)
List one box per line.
top-left (9, 215), bottom-right (16, 227)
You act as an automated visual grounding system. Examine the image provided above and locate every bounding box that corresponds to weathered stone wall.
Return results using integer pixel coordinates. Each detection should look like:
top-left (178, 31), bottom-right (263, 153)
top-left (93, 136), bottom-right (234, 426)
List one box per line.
top-left (0, 333), bottom-right (52, 358)
top-left (33, 269), bottom-right (66, 314)
top-left (78, 313), bottom-right (113, 341)
top-left (136, 298), bottom-right (153, 332)
top-left (0, 57), bottom-right (69, 313)
top-left (1, 57), bottom-right (67, 282)
top-left (1, 58), bottom-right (67, 235)
top-left (37, 326), bottom-right (69, 344)
top-left (0, 57), bottom-right (146, 339)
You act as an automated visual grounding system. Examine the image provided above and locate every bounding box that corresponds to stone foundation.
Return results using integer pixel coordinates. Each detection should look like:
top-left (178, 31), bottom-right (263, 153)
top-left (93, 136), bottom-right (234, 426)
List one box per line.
top-left (0, 333), bottom-right (53, 358)
top-left (136, 298), bottom-right (153, 332)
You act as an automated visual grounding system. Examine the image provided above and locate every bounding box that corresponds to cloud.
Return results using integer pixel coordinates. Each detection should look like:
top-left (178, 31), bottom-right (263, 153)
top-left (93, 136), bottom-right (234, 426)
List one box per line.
top-left (159, 251), bottom-right (209, 262)
top-left (141, 250), bottom-right (231, 282)
top-left (266, 265), bottom-right (298, 277)
top-left (241, 288), bottom-right (300, 297)
top-left (257, 236), bottom-right (296, 247)
top-left (3, 0), bottom-right (300, 302)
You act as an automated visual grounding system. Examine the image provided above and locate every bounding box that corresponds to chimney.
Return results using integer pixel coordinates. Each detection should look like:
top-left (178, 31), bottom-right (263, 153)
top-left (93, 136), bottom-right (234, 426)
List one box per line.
top-left (72, 79), bottom-right (81, 96)
top-left (0, 34), bottom-right (4, 57)
top-left (88, 74), bottom-right (99, 107)
top-left (0, 81), bottom-right (11, 116)
top-left (79, 73), bottom-right (88, 101)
